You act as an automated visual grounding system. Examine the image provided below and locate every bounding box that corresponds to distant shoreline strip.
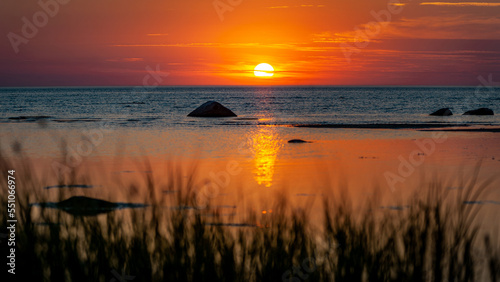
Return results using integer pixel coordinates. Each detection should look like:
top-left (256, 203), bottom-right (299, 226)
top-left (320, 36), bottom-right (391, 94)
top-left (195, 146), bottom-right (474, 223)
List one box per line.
top-left (291, 123), bottom-right (468, 129)
top-left (288, 123), bottom-right (500, 131)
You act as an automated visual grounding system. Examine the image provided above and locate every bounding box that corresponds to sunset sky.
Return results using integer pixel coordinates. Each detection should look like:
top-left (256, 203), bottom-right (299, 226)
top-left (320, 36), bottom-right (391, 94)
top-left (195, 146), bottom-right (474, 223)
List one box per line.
top-left (1, 0), bottom-right (499, 86)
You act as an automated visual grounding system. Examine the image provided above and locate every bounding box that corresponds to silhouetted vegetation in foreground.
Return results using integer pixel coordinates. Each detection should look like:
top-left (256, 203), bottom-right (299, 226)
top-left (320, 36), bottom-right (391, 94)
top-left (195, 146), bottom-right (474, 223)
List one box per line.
top-left (0, 152), bottom-right (499, 282)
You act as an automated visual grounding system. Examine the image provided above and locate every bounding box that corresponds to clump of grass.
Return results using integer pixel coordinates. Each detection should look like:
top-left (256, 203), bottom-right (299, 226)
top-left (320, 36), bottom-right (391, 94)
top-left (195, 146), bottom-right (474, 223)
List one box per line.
top-left (0, 147), bottom-right (499, 282)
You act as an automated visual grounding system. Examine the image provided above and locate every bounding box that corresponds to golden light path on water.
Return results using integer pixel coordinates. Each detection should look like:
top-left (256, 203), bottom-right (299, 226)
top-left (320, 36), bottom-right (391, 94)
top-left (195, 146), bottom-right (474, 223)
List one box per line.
top-left (251, 127), bottom-right (283, 187)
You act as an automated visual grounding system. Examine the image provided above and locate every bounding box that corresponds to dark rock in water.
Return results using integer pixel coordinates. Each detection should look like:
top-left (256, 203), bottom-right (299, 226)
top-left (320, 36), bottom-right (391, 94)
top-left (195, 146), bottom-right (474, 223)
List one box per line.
top-left (187, 101), bottom-right (237, 117)
top-left (463, 108), bottom-right (494, 115)
top-left (430, 108), bottom-right (453, 116)
top-left (32, 196), bottom-right (147, 216)
top-left (288, 139), bottom-right (311, 143)
top-left (54, 196), bottom-right (119, 216)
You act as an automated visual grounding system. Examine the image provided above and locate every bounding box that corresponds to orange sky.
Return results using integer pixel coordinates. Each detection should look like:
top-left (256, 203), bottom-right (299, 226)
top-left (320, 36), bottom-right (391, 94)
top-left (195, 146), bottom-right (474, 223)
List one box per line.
top-left (1, 0), bottom-right (499, 86)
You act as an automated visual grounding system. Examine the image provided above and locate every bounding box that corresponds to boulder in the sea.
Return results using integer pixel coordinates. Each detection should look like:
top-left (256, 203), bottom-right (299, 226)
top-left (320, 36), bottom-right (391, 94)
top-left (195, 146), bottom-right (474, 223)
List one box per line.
top-left (31, 196), bottom-right (148, 216)
top-left (187, 101), bottom-right (237, 117)
top-left (463, 108), bottom-right (494, 115)
top-left (55, 196), bottom-right (119, 216)
top-left (430, 108), bottom-right (453, 116)
top-left (288, 139), bottom-right (311, 143)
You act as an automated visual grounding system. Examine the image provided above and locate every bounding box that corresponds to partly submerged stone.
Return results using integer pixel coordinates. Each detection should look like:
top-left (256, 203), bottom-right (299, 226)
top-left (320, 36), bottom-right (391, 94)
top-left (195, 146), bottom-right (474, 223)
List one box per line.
top-left (430, 108), bottom-right (453, 116)
top-left (288, 139), bottom-right (311, 143)
top-left (32, 196), bottom-right (147, 216)
top-left (187, 101), bottom-right (237, 117)
top-left (463, 108), bottom-right (494, 115)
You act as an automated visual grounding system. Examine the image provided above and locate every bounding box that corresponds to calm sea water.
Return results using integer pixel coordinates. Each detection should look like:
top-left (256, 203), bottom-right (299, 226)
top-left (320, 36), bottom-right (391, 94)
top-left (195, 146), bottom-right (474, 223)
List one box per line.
top-left (1, 87), bottom-right (500, 210)
top-left (1, 86), bottom-right (499, 128)
top-left (1, 86), bottom-right (499, 158)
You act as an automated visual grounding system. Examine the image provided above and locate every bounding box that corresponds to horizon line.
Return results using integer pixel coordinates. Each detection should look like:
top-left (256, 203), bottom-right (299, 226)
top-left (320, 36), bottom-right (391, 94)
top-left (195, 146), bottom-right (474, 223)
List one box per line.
top-left (1, 85), bottom-right (497, 89)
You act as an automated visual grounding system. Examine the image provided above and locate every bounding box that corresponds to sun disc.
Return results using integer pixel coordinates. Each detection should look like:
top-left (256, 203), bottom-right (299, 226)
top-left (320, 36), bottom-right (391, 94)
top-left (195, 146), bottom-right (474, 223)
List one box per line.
top-left (254, 63), bottom-right (274, 77)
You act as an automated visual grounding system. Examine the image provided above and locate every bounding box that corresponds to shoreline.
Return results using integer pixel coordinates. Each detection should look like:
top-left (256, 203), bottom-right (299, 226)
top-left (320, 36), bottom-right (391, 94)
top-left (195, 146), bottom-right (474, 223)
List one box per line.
top-left (286, 123), bottom-right (500, 130)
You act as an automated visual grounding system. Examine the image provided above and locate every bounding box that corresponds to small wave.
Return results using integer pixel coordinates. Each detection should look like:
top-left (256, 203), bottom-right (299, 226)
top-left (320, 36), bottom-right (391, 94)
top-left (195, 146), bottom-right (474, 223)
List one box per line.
top-left (291, 123), bottom-right (471, 129)
top-left (52, 118), bottom-right (102, 123)
top-left (8, 115), bottom-right (51, 122)
top-left (117, 102), bottom-right (146, 105)
top-left (233, 117), bottom-right (259, 121)
top-left (463, 200), bottom-right (500, 205)
top-left (421, 127), bottom-right (500, 133)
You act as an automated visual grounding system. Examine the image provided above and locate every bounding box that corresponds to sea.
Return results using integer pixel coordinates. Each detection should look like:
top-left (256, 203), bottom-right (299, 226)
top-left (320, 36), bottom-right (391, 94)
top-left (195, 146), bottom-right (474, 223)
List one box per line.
top-left (1, 86), bottom-right (500, 225)
top-left (0, 86), bottom-right (499, 158)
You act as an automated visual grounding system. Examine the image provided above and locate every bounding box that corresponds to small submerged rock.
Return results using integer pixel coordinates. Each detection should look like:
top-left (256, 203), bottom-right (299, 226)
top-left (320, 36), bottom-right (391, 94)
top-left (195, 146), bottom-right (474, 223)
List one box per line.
top-left (463, 108), bottom-right (494, 115)
top-left (430, 108), bottom-right (453, 116)
top-left (187, 101), bottom-right (237, 117)
top-left (288, 139), bottom-right (311, 143)
top-left (31, 196), bottom-right (148, 216)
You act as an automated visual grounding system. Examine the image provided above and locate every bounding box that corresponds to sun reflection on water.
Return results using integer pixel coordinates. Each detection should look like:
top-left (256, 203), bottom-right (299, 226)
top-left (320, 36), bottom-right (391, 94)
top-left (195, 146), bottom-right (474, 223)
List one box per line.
top-left (251, 127), bottom-right (283, 187)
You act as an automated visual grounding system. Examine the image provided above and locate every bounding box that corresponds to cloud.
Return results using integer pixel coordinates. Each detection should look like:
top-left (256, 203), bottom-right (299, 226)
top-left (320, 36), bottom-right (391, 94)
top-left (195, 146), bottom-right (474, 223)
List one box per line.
top-left (420, 2), bottom-right (500, 6)
top-left (312, 31), bottom-right (375, 43)
top-left (111, 43), bottom-right (222, 47)
top-left (378, 15), bottom-right (500, 39)
top-left (106, 58), bottom-right (144, 62)
top-left (268, 6), bottom-right (290, 9)
top-left (267, 5), bottom-right (325, 9)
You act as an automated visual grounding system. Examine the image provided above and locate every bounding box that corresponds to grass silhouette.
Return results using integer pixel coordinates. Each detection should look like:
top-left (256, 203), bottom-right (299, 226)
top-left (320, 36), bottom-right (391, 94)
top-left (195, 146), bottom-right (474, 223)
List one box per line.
top-left (0, 146), bottom-right (499, 282)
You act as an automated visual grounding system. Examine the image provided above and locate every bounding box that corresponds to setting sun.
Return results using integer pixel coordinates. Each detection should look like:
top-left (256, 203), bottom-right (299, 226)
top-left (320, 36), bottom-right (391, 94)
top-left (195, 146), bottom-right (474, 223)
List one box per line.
top-left (254, 63), bottom-right (274, 77)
